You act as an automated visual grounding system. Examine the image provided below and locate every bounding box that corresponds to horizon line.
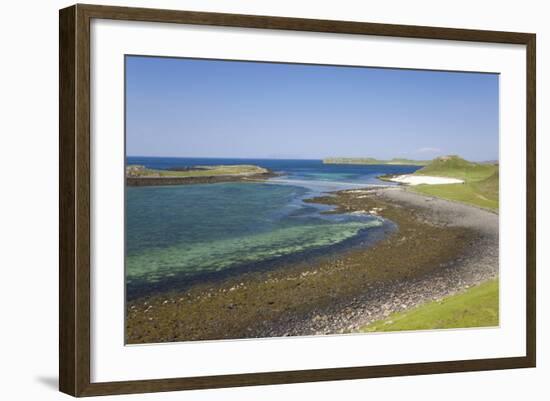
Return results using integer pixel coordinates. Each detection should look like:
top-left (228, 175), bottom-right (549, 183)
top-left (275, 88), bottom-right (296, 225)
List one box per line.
top-left (126, 155), bottom-right (498, 162)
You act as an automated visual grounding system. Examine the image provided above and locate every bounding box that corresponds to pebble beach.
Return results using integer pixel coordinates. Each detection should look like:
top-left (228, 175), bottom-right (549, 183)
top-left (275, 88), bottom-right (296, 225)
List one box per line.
top-left (126, 186), bottom-right (498, 343)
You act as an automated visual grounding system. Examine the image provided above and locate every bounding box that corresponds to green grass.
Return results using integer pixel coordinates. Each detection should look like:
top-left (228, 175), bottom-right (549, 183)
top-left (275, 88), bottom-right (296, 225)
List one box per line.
top-left (410, 156), bottom-right (499, 210)
top-left (412, 179), bottom-right (498, 210)
top-left (127, 164), bottom-right (268, 178)
top-left (360, 279), bottom-right (499, 332)
top-left (414, 155), bottom-right (497, 181)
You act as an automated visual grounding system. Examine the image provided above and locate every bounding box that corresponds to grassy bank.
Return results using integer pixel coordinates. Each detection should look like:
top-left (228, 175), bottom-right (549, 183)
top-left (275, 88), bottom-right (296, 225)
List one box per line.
top-left (361, 279), bottom-right (499, 332)
top-left (414, 156), bottom-right (497, 181)
top-left (411, 156), bottom-right (499, 210)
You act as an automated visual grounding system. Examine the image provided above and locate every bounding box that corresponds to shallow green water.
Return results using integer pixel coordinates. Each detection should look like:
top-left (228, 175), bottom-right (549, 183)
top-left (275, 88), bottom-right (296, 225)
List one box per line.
top-left (126, 183), bottom-right (382, 287)
top-left (125, 158), bottom-right (420, 298)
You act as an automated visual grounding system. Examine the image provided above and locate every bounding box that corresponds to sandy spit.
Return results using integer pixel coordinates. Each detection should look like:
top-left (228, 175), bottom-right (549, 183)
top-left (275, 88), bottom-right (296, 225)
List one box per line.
top-left (388, 174), bottom-right (464, 185)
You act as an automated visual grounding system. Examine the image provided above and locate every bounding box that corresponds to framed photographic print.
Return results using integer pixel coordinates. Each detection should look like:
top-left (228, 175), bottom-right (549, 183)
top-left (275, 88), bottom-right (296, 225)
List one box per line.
top-left (59, 4), bottom-right (536, 397)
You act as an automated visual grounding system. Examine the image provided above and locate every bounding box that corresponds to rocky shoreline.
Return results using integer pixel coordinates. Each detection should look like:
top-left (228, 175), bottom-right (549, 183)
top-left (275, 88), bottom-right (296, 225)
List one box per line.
top-left (125, 187), bottom-right (498, 344)
top-left (256, 188), bottom-right (498, 336)
top-left (127, 171), bottom-right (279, 186)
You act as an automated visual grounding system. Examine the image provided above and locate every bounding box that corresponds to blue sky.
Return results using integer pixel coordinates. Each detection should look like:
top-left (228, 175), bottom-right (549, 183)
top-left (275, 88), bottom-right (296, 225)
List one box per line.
top-left (126, 56), bottom-right (499, 161)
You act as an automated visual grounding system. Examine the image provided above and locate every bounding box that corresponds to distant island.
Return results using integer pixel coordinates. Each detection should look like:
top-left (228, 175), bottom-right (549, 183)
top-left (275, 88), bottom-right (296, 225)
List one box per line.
top-left (126, 164), bottom-right (276, 186)
top-left (323, 157), bottom-right (429, 166)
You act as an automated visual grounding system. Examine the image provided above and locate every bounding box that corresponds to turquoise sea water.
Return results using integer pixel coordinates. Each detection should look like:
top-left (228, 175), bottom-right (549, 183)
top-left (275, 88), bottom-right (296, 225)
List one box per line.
top-left (126, 158), bottom-right (421, 299)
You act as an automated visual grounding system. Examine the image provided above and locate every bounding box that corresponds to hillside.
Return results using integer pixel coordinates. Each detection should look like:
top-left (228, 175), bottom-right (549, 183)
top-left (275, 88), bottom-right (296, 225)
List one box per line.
top-left (475, 170), bottom-right (499, 194)
top-left (411, 156), bottom-right (499, 211)
top-left (414, 155), bottom-right (497, 181)
top-left (323, 157), bottom-right (429, 166)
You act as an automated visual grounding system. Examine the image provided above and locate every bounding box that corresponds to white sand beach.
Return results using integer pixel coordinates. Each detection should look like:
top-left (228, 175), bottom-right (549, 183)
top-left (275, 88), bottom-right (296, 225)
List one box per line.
top-left (388, 175), bottom-right (464, 186)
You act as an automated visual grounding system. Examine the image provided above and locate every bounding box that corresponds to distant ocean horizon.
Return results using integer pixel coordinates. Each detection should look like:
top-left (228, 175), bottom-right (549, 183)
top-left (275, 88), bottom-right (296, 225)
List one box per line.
top-left (125, 156), bottom-right (422, 300)
top-left (126, 155), bottom-right (427, 162)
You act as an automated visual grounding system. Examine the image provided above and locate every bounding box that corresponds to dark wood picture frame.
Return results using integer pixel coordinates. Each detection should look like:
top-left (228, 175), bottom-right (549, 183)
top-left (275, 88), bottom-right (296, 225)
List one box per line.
top-left (59, 3), bottom-right (536, 397)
